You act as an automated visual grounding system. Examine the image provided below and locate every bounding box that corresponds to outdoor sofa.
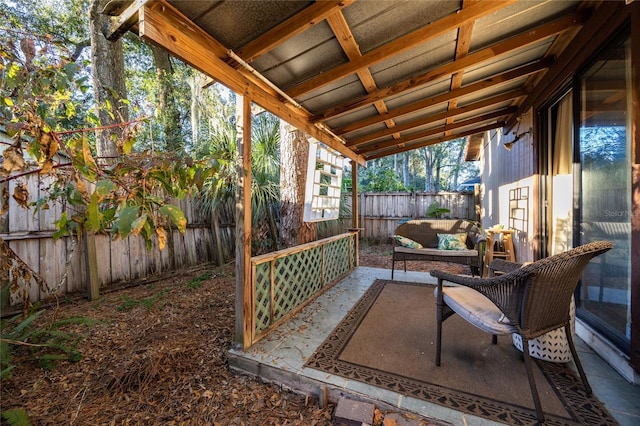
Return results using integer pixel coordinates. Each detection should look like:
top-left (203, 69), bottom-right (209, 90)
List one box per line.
top-left (391, 219), bottom-right (485, 278)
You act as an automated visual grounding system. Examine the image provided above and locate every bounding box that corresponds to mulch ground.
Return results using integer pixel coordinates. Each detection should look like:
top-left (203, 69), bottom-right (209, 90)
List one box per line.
top-left (1, 242), bottom-right (460, 425)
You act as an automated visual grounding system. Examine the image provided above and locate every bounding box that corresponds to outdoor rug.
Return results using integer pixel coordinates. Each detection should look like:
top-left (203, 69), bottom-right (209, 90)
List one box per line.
top-left (305, 279), bottom-right (618, 425)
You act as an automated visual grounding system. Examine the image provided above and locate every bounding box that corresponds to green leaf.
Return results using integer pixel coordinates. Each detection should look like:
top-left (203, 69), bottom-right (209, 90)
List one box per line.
top-left (130, 214), bottom-right (147, 236)
top-left (86, 193), bottom-right (102, 232)
top-left (113, 205), bottom-right (139, 239)
top-left (122, 136), bottom-right (135, 155)
top-left (160, 204), bottom-right (187, 233)
top-left (53, 212), bottom-right (69, 241)
top-left (95, 180), bottom-right (116, 197)
top-left (102, 207), bottom-right (117, 224)
top-left (1, 408), bottom-right (32, 426)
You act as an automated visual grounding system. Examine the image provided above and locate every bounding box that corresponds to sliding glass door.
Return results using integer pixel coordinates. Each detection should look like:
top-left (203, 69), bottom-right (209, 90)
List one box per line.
top-left (577, 33), bottom-right (631, 351)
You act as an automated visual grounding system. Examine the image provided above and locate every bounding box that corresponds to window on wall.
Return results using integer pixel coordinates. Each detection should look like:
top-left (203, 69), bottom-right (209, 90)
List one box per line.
top-left (303, 141), bottom-right (344, 222)
top-left (576, 31), bottom-right (631, 352)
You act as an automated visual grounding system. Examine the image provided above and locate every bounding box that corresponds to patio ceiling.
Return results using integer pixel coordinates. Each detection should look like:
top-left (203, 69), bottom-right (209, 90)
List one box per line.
top-left (104, 0), bottom-right (602, 165)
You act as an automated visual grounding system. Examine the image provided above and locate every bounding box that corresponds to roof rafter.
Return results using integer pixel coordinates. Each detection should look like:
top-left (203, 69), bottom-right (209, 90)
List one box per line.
top-left (327, 57), bottom-right (553, 134)
top-left (235, 0), bottom-right (356, 63)
top-left (346, 89), bottom-right (526, 147)
top-left (356, 107), bottom-right (516, 154)
top-left (366, 122), bottom-right (502, 160)
top-left (137, 0), bottom-right (365, 165)
top-left (286, 0), bottom-right (517, 98)
top-left (326, 11), bottom-right (401, 140)
top-left (316, 9), bottom-right (589, 122)
top-left (444, 0), bottom-right (478, 138)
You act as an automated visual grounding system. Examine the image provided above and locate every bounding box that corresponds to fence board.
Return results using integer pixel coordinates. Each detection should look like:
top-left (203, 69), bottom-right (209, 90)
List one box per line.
top-left (110, 238), bottom-right (131, 284)
top-left (65, 237), bottom-right (86, 294)
top-left (184, 229), bottom-right (197, 266)
top-left (95, 235), bottom-right (112, 288)
top-left (40, 238), bottom-right (66, 297)
top-left (8, 177), bottom-right (38, 232)
top-left (8, 239), bottom-right (40, 303)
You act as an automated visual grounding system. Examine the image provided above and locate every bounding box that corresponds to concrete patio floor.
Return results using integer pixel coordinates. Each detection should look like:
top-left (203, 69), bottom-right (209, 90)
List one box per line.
top-left (228, 267), bottom-right (640, 426)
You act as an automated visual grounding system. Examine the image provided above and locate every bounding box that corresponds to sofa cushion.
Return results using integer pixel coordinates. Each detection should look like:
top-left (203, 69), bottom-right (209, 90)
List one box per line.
top-left (436, 286), bottom-right (516, 335)
top-left (394, 247), bottom-right (477, 257)
top-left (393, 234), bottom-right (423, 249)
top-left (437, 233), bottom-right (468, 250)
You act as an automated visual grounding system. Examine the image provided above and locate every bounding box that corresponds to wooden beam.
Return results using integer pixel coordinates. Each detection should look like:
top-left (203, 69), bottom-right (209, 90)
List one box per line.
top-left (315, 10), bottom-right (587, 121)
top-left (107, 0), bottom-right (153, 41)
top-left (326, 10), bottom-right (400, 139)
top-left (357, 107), bottom-right (515, 154)
top-left (346, 89), bottom-right (526, 146)
top-left (236, 0), bottom-right (356, 62)
top-left (286, 0), bottom-right (517, 98)
top-left (507, 3), bottom-right (628, 130)
top-left (138, 0), bottom-right (365, 165)
top-left (235, 95), bottom-right (253, 350)
top-left (445, 0), bottom-right (478, 137)
top-left (330, 57), bottom-right (552, 134)
top-left (366, 122), bottom-right (502, 160)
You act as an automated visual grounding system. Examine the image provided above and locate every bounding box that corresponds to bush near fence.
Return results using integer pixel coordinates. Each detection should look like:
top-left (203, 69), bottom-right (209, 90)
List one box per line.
top-left (0, 170), bottom-right (233, 310)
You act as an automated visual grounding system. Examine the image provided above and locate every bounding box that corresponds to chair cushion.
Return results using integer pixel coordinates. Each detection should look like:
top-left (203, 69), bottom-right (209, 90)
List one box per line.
top-left (436, 286), bottom-right (517, 335)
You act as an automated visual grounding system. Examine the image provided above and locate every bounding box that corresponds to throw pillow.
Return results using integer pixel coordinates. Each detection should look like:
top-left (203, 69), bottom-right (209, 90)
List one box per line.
top-left (437, 233), bottom-right (468, 250)
top-left (393, 235), bottom-right (423, 249)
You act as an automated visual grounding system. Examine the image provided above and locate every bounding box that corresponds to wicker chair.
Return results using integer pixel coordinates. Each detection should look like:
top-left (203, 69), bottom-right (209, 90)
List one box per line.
top-left (430, 240), bottom-right (613, 424)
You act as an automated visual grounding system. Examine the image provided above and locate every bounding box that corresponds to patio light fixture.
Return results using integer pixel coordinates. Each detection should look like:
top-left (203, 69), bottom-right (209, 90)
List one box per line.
top-left (504, 127), bottom-right (532, 151)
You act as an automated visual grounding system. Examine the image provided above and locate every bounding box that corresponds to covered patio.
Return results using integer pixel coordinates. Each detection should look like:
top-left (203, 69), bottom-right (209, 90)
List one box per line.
top-left (103, 1), bottom-right (640, 424)
top-left (227, 266), bottom-right (640, 425)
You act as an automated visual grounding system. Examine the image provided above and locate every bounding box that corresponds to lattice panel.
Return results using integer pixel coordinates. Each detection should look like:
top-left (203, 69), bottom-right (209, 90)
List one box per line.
top-left (324, 236), bottom-right (354, 284)
top-left (254, 262), bottom-right (272, 334)
top-left (272, 247), bottom-right (323, 321)
top-left (250, 233), bottom-right (357, 345)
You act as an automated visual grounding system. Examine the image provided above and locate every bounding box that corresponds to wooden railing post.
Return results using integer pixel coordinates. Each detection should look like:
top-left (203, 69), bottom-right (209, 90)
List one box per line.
top-left (234, 95), bottom-right (252, 350)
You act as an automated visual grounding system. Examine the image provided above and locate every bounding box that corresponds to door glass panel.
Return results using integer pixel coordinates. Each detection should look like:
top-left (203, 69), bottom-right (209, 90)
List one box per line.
top-left (578, 35), bottom-right (631, 351)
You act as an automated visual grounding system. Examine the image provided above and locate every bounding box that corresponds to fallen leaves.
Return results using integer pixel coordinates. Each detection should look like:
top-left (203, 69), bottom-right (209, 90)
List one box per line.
top-left (1, 264), bottom-right (334, 425)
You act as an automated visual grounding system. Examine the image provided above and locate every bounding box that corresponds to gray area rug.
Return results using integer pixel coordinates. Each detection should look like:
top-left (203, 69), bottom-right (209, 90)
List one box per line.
top-left (305, 279), bottom-right (618, 425)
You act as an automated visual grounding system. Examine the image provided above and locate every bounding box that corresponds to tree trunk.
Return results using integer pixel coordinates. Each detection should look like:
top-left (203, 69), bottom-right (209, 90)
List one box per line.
top-left (189, 73), bottom-right (205, 145)
top-left (423, 148), bottom-right (434, 191)
top-left (279, 123), bottom-right (316, 248)
top-left (150, 44), bottom-right (183, 153)
top-left (403, 152), bottom-right (410, 188)
top-left (451, 139), bottom-right (465, 190)
top-left (89, 0), bottom-right (128, 159)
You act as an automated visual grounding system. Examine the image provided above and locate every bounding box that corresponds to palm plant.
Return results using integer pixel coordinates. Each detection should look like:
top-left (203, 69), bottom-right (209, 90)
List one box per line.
top-left (196, 111), bottom-right (281, 257)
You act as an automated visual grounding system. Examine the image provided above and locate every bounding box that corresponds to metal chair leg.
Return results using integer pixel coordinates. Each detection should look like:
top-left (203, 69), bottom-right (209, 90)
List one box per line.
top-left (435, 279), bottom-right (444, 366)
top-left (565, 324), bottom-right (592, 395)
top-left (521, 337), bottom-right (545, 424)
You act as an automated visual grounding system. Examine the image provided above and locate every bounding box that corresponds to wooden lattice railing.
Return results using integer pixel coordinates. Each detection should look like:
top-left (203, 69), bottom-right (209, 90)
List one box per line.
top-left (248, 232), bottom-right (358, 346)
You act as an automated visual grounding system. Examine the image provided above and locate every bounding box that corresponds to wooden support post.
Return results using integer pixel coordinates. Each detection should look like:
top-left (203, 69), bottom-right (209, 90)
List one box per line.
top-left (351, 161), bottom-right (359, 266)
top-left (85, 232), bottom-right (100, 301)
top-left (234, 95), bottom-right (253, 350)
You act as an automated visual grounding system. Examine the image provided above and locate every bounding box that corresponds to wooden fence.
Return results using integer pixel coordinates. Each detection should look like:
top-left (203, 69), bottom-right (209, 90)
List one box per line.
top-left (1, 173), bottom-right (473, 312)
top-left (1, 171), bottom-right (233, 311)
top-left (336, 191), bottom-right (477, 242)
